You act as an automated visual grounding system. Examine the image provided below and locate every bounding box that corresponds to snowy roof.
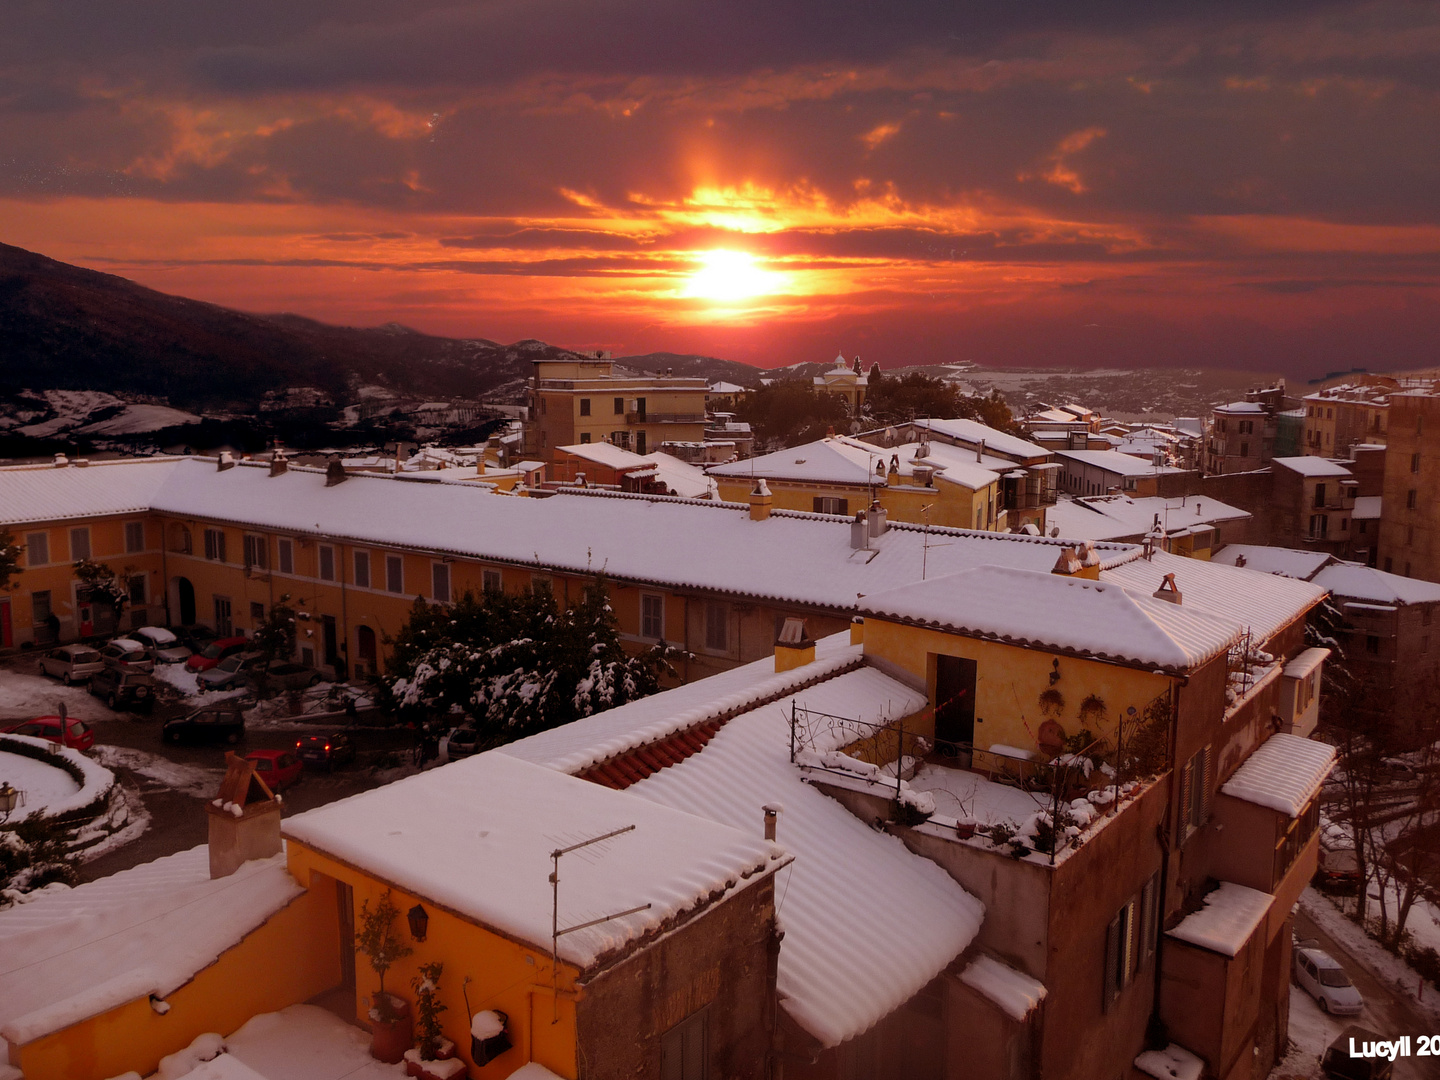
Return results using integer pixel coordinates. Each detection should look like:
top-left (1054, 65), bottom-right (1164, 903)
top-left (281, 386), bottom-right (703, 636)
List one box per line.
top-left (857, 566), bottom-right (1242, 673)
top-left (1352, 496), bottom-right (1382, 520)
top-left (1282, 647), bottom-right (1331, 682)
top-left (557, 444), bottom-right (714, 499)
top-left (708, 381), bottom-right (747, 394)
top-left (283, 753), bottom-right (784, 971)
top-left (1165, 882), bottom-right (1272, 957)
top-left (1211, 545), bottom-right (1333, 581)
top-left (911, 418), bottom-right (1050, 461)
top-left (1312, 563), bottom-right (1440, 605)
top-left (708, 437), bottom-right (881, 486)
top-left (1100, 550), bottom-right (1326, 648)
top-left (0, 457), bottom-right (1145, 614)
top-left (1048, 495), bottom-right (1249, 542)
top-left (1219, 733), bottom-right (1335, 817)
top-left (504, 649), bottom-right (984, 1048)
top-left (958, 955), bottom-right (1047, 1021)
top-left (0, 846), bottom-right (302, 1046)
top-left (1053, 449), bottom-right (1188, 476)
top-left (1214, 401), bottom-right (1265, 414)
top-left (0, 457), bottom-right (180, 525)
top-left (1271, 456), bottom-right (1353, 479)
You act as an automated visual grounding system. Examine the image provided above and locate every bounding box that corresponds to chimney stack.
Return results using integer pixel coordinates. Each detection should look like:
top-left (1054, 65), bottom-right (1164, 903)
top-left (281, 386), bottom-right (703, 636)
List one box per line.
top-left (762, 803), bottom-right (782, 842)
top-left (867, 500), bottom-right (888, 538)
top-left (774, 617), bottom-right (815, 671)
top-left (748, 478), bottom-right (772, 521)
top-left (325, 459), bottom-right (348, 487)
top-left (52, 453), bottom-right (68, 467)
top-left (850, 511), bottom-right (868, 549)
top-left (269, 451), bottom-right (288, 477)
top-left (1153, 573), bottom-right (1183, 605)
top-left (217, 451), bottom-right (235, 472)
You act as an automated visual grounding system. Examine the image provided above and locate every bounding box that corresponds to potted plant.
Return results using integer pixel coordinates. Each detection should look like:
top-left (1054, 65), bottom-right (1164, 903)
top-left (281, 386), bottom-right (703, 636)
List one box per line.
top-left (355, 890), bottom-right (415, 1063)
top-left (403, 961), bottom-right (461, 1078)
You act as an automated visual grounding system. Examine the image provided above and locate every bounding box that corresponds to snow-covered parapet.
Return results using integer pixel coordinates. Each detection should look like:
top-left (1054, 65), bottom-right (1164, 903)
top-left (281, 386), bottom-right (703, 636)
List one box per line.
top-left (958, 955), bottom-right (1047, 1021)
top-left (1165, 881), bottom-right (1272, 957)
top-left (1220, 733), bottom-right (1335, 817)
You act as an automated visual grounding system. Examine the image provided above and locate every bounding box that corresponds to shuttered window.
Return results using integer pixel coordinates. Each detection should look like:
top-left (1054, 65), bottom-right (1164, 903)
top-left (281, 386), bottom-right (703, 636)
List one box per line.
top-left (278, 538), bottom-right (294, 575)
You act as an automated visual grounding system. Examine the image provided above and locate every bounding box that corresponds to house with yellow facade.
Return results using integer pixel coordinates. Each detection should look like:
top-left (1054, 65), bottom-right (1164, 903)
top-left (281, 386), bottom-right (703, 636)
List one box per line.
top-left (811, 355), bottom-right (868, 412)
top-left (526, 358), bottom-right (710, 459)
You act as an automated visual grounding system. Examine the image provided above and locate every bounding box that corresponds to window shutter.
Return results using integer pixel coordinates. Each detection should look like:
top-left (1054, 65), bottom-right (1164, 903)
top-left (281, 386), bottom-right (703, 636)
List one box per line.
top-left (1178, 758), bottom-right (1194, 839)
top-left (1120, 901), bottom-right (1136, 987)
top-left (1103, 914), bottom-right (1121, 1010)
top-left (1199, 746), bottom-right (1213, 825)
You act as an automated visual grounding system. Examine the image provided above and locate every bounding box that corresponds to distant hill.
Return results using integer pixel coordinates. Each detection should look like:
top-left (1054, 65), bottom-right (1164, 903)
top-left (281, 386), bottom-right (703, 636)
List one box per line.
top-left (0, 243), bottom-right (767, 410)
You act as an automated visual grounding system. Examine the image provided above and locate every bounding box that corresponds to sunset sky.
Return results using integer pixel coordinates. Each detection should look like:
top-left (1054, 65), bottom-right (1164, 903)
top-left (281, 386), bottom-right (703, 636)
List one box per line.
top-left (4, 2), bottom-right (1439, 374)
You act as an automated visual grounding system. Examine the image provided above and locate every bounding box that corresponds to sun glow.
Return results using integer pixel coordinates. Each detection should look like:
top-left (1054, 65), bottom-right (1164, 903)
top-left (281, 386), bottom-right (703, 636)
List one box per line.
top-left (683, 249), bottom-right (781, 302)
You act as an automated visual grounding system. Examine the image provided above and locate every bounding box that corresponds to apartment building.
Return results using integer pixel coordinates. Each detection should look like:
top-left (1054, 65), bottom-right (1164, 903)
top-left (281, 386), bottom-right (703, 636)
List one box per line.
top-left (1378, 388), bottom-right (1440, 583)
top-left (526, 357), bottom-right (710, 458)
top-left (1301, 380), bottom-right (1393, 457)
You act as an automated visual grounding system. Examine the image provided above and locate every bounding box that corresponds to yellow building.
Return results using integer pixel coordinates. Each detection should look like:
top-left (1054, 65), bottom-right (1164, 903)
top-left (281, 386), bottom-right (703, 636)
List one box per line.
top-left (527, 357), bottom-right (709, 459)
top-left (1302, 380), bottom-right (1395, 457)
top-left (812, 354), bottom-right (869, 412)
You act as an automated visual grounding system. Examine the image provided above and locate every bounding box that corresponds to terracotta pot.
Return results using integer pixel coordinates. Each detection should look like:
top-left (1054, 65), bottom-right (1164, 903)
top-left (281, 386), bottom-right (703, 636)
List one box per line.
top-left (369, 995), bottom-right (413, 1064)
top-left (954, 822), bottom-right (976, 839)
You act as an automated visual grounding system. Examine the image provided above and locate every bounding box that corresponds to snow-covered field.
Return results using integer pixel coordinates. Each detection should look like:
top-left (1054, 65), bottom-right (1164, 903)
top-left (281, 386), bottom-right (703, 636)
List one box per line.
top-left (9, 389), bottom-right (200, 439)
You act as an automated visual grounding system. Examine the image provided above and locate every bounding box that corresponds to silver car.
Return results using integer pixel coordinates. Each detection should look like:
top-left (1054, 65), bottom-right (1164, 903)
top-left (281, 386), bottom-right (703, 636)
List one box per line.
top-left (36, 644), bottom-right (106, 684)
top-left (98, 638), bottom-right (156, 674)
top-left (131, 625), bottom-right (193, 665)
top-left (197, 651), bottom-right (265, 692)
top-left (1295, 945), bottom-right (1364, 1015)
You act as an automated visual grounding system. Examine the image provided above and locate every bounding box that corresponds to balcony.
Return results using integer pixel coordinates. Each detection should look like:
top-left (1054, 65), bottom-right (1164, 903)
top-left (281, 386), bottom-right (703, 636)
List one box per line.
top-left (625, 412), bottom-right (706, 425)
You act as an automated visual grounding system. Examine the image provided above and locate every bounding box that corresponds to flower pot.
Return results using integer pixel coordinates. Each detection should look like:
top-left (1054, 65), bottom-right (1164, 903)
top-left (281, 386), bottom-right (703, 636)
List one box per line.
top-left (369, 994), bottom-right (413, 1064)
top-left (954, 822), bottom-right (976, 839)
top-left (403, 1049), bottom-right (468, 1079)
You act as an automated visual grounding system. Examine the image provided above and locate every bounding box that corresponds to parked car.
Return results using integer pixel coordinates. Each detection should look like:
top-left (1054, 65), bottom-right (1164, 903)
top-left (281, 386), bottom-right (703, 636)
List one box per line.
top-left (3, 715), bottom-right (95, 751)
top-left (185, 636), bottom-right (250, 673)
top-left (175, 624), bottom-right (219, 655)
top-left (1322, 1026), bottom-right (1394, 1080)
top-left (131, 625), bottom-right (192, 665)
top-left (197, 651), bottom-right (265, 693)
top-left (163, 706), bottom-right (245, 745)
top-left (446, 725), bottom-right (481, 758)
top-left (36, 644), bottom-right (107, 684)
top-left (89, 666), bottom-right (158, 712)
top-left (1315, 837), bottom-right (1362, 891)
top-left (251, 661), bottom-right (322, 693)
top-left (245, 749), bottom-right (303, 791)
top-left (1295, 945), bottom-right (1364, 1015)
top-left (296, 732), bottom-right (356, 770)
top-left (98, 638), bottom-right (156, 674)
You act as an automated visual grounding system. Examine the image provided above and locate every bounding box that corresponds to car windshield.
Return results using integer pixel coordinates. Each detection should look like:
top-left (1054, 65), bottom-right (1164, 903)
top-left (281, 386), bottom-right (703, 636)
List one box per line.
top-left (201, 643), bottom-right (225, 659)
top-left (217, 656), bottom-right (242, 672)
top-left (74, 650), bottom-right (101, 663)
top-left (1319, 967), bottom-right (1352, 988)
top-left (68, 721), bottom-right (89, 735)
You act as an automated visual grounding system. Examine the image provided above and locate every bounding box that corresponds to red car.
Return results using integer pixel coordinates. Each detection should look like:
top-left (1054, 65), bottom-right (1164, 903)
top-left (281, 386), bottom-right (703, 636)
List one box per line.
top-left (185, 636), bottom-right (250, 673)
top-left (4, 715), bottom-right (96, 751)
top-left (245, 749), bottom-right (303, 791)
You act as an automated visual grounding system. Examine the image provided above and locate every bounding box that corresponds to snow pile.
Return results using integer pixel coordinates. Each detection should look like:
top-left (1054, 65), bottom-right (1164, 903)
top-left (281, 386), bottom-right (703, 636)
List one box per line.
top-left (507, 665), bottom-right (984, 1049)
top-left (1219, 733), bottom-right (1335, 817)
top-left (1165, 882), bottom-right (1272, 957)
top-left (0, 734), bottom-right (114, 820)
top-left (470, 1010), bottom-right (505, 1039)
top-left (283, 753), bottom-right (783, 971)
top-left (1133, 1043), bottom-right (1204, 1080)
top-left (91, 745), bottom-right (225, 800)
top-left (958, 955), bottom-right (1047, 1021)
top-left (157, 1032), bottom-right (229, 1079)
top-left (214, 1003), bottom-right (407, 1080)
top-left (0, 847), bottom-right (301, 1046)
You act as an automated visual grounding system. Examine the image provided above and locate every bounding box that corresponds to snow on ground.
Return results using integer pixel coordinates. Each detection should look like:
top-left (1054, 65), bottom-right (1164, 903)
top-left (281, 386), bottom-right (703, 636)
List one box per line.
top-left (0, 666), bottom-right (122, 723)
top-left (73, 783), bottom-right (150, 863)
top-left (0, 751), bottom-right (80, 818)
top-left (1275, 984), bottom-right (1343, 1079)
top-left (151, 663), bottom-right (249, 707)
top-left (907, 763), bottom-right (1051, 825)
top-left (0, 734), bottom-right (114, 817)
top-left (79, 404), bottom-right (201, 435)
top-left (91, 746), bottom-right (224, 800)
top-left (1299, 888), bottom-right (1440, 1026)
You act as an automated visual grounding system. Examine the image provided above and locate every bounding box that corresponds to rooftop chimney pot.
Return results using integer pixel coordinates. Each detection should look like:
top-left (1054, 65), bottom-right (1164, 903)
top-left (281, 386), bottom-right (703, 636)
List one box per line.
top-left (217, 451), bottom-right (235, 472)
top-left (325, 459), bottom-right (348, 487)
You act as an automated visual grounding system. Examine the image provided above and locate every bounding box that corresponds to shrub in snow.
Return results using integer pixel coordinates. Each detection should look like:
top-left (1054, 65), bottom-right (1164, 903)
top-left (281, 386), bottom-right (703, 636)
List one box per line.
top-left (355, 890), bottom-right (414, 1023)
top-left (411, 960), bottom-right (448, 1060)
top-left (0, 815), bottom-right (79, 904)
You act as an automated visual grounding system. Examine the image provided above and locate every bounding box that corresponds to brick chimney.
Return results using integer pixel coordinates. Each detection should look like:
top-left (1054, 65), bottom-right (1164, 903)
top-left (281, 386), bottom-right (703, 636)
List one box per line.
top-left (217, 451), bottom-right (236, 472)
top-left (749, 478), bottom-right (772, 521)
top-left (774, 617), bottom-right (815, 672)
top-left (207, 752), bottom-right (282, 879)
top-left (1153, 573), bottom-right (1183, 605)
top-left (269, 451), bottom-right (289, 477)
top-left (325, 459), bottom-right (348, 487)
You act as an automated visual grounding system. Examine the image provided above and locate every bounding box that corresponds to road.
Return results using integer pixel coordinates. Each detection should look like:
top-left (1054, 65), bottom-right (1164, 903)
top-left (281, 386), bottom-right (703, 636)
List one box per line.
top-left (1290, 905), bottom-right (1435, 1080)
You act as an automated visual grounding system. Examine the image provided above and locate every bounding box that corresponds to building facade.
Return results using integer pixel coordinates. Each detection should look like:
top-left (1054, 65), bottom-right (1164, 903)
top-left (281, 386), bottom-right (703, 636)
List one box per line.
top-left (526, 358), bottom-right (709, 459)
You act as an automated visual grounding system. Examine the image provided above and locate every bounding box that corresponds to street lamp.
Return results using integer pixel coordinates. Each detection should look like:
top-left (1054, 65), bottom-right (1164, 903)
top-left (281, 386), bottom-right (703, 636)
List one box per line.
top-left (0, 782), bottom-right (19, 823)
top-left (407, 903), bottom-right (429, 942)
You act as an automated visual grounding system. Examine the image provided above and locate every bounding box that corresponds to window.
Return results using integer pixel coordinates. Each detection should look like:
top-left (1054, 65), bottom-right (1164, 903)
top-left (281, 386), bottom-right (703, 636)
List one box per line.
top-left (580, 432), bottom-right (591, 444)
top-left (1340, 518), bottom-right (1348, 532)
top-left (214, 596), bottom-right (233, 636)
top-left (812, 496), bottom-right (849, 515)
top-left (1408, 526), bottom-right (1415, 546)
top-left (432, 562), bottom-right (451, 603)
top-left (278, 538), bottom-right (294, 575)
top-left (539, 396), bottom-right (547, 415)
top-left (24, 532), bottom-right (49, 566)
top-left (1314, 483), bottom-right (1326, 509)
top-left (250, 601), bottom-right (265, 622)
top-left (1412, 453), bottom-right (1421, 473)
top-left (1309, 514), bottom-right (1327, 539)
top-left (579, 398), bottom-right (591, 416)
top-left (318, 544), bottom-right (336, 582)
top-left (1239, 441), bottom-right (1248, 458)
top-left (69, 527), bottom-right (91, 561)
top-left (614, 396), bottom-right (625, 415)
top-left (1424, 608), bottom-right (1433, 627)
top-left (1366, 635), bottom-right (1380, 654)
top-left (243, 534), bottom-right (268, 570)
top-left (385, 555), bottom-right (404, 594)
top-left (642, 593), bottom-right (665, 639)
top-left (353, 551), bottom-right (371, 588)
top-left (1385, 556), bottom-right (1393, 573)
top-left (704, 601), bottom-right (728, 652)
top-left (1179, 746), bottom-right (1211, 840)
top-left (1423, 636), bottom-right (1430, 654)
top-left (124, 520), bottom-right (145, 553)
top-left (532, 575), bottom-right (553, 597)
top-left (1407, 489), bottom-right (1418, 510)
top-left (636, 431), bottom-right (647, 455)
top-left (203, 528), bottom-right (226, 562)
top-left (661, 1008), bottom-right (708, 1080)
top-left (127, 574), bottom-right (146, 605)
top-left (1327, 408), bottom-right (1333, 420)
top-left (483, 568), bottom-right (502, 593)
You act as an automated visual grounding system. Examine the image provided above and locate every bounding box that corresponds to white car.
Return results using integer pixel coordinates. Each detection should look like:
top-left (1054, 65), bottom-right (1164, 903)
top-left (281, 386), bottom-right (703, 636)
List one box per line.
top-left (35, 644), bottom-right (106, 684)
top-left (131, 625), bottom-right (193, 664)
top-left (1294, 945), bottom-right (1364, 1015)
top-left (98, 638), bottom-right (156, 674)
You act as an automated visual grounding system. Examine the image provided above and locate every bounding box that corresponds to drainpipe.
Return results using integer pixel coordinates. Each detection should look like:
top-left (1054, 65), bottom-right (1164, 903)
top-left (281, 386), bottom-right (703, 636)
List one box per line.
top-left (339, 543), bottom-right (349, 681)
top-left (161, 536), bottom-right (171, 625)
top-left (1148, 682), bottom-right (1182, 1045)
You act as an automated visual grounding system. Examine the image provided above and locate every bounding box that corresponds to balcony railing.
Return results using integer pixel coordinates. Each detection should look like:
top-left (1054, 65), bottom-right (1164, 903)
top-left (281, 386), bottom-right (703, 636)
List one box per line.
top-left (625, 412), bottom-right (706, 425)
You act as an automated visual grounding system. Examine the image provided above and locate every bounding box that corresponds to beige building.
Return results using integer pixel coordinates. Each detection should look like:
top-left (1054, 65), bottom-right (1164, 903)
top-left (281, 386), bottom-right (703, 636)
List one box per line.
top-left (527, 357), bottom-right (709, 458)
top-left (812, 354), bottom-right (869, 412)
top-left (1301, 380), bottom-right (1393, 457)
top-left (1378, 388), bottom-right (1440, 582)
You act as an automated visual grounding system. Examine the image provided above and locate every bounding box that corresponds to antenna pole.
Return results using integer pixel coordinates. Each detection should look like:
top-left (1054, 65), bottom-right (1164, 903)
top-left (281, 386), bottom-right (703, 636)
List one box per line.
top-left (548, 824), bottom-right (642, 1023)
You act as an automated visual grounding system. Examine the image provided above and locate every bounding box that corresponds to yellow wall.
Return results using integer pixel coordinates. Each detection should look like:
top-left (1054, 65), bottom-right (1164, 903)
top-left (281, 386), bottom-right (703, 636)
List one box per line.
top-left (712, 476), bottom-right (1000, 531)
top-left (287, 842), bottom-right (580, 1080)
top-left (860, 617), bottom-right (1176, 758)
top-left (13, 878), bottom-right (340, 1080)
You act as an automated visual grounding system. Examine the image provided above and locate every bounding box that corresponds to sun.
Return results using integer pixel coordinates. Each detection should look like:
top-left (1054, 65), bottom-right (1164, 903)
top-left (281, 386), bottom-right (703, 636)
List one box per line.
top-left (683, 249), bottom-right (779, 302)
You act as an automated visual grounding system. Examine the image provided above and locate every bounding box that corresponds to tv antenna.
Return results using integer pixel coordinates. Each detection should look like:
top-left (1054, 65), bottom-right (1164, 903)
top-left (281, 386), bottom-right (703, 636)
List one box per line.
top-left (548, 825), bottom-right (651, 1021)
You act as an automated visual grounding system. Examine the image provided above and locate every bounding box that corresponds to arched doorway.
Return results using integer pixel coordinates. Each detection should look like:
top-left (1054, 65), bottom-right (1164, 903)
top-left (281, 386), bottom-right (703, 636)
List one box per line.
top-left (356, 625), bottom-right (378, 677)
top-left (169, 576), bottom-right (196, 626)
